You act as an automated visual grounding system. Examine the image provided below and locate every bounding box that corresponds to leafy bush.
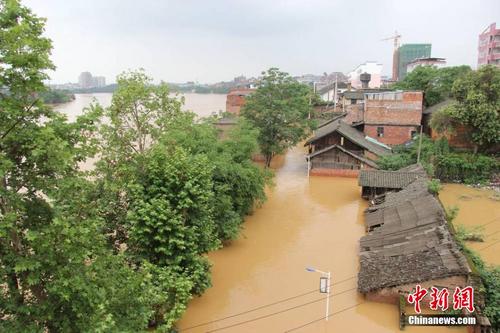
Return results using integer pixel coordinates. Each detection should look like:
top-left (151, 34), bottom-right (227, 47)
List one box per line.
top-left (427, 179), bottom-right (442, 195)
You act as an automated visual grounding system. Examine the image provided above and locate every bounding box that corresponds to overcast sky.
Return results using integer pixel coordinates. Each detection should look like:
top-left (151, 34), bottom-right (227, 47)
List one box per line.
top-left (25, 0), bottom-right (500, 84)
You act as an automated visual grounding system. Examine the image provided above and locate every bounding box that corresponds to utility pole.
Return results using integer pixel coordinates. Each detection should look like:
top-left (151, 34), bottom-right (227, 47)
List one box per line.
top-left (333, 74), bottom-right (338, 110)
top-left (417, 124), bottom-right (423, 163)
top-left (306, 267), bottom-right (331, 321)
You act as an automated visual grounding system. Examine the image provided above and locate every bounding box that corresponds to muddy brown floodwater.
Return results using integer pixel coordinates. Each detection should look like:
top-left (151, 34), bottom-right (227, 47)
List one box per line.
top-left (440, 184), bottom-right (500, 266)
top-left (178, 146), bottom-right (467, 333)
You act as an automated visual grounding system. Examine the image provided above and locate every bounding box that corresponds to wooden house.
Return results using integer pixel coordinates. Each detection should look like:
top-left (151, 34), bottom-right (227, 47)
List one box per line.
top-left (305, 119), bottom-right (391, 177)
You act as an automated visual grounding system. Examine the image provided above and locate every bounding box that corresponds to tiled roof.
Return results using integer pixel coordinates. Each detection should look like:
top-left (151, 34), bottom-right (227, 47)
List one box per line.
top-left (358, 165), bottom-right (426, 188)
top-left (305, 120), bottom-right (392, 157)
top-left (357, 177), bottom-right (470, 293)
top-left (306, 144), bottom-right (378, 168)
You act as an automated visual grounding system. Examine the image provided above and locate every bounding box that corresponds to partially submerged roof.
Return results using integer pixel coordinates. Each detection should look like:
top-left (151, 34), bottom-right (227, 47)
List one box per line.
top-left (214, 117), bottom-right (238, 125)
top-left (305, 120), bottom-right (392, 157)
top-left (358, 178), bottom-right (470, 293)
top-left (358, 164), bottom-right (426, 188)
top-left (423, 99), bottom-right (456, 115)
top-left (306, 144), bottom-right (378, 168)
top-left (227, 88), bottom-right (255, 96)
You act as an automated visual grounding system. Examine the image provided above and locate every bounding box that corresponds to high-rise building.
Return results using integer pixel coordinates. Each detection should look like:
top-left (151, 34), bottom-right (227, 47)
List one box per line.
top-left (92, 76), bottom-right (106, 88)
top-left (78, 71), bottom-right (93, 88)
top-left (478, 22), bottom-right (500, 67)
top-left (397, 44), bottom-right (432, 80)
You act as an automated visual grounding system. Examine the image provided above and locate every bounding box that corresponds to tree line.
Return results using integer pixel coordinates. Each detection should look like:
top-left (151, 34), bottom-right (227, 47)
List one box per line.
top-left (0, 1), bottom-right (316, 332)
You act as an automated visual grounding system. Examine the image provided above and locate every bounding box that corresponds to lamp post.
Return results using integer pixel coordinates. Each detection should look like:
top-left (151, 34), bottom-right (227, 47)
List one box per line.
top-left (306, 267), bottom-right (331, 321)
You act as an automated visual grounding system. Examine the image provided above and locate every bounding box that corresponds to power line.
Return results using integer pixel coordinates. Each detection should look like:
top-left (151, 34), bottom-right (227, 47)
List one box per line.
top-left (478, 239), bottom-right (500, 252)
top-left (179, 275), bottom-right (357, 332)
top-left (480, 217), bottom-right (500, 227)
top-left (203, 287), bottom-right (358, 333)
top-left (284, 302), bottom-right (364, 332)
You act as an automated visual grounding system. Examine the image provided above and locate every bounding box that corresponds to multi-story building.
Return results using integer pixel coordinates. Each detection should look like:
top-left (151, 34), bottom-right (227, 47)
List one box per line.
top-left (397, 44), bottom-right (432, 80)
top-left (363, 91), bottom-right (424, 145)
top-left (478, 22), bottom-right (500, 67)
top-left (348, 62), bottom-right (383, 89)
top-left (93, 76), bottom-right (106, 88)
top-left (78, 71), bottom-right (93, 89)
top-left (406, 57), bottom-right (446, 73)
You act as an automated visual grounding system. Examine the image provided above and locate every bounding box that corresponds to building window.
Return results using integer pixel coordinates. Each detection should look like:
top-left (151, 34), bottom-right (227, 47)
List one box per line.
top-left (411, 130), bottom-right (417, 138)
top-left (351, 99), bottom-right (357, 104)
top-left (377, 127), bottom-right (384, 137)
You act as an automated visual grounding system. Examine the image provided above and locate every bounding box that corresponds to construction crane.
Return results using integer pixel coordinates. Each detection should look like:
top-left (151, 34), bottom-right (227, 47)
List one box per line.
top-left (381, 31), bottom-right (402, 50)
top-left (381, 31), bottom-right (402, 81)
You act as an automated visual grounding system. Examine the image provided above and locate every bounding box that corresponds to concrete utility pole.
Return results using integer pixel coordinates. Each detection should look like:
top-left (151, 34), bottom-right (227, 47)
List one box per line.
top-left (417, 124), bottom-right (423, 163)
top-left (333, 74), bottom-right (338, 110)
top-left (306, 267), bottom-right (331, 321)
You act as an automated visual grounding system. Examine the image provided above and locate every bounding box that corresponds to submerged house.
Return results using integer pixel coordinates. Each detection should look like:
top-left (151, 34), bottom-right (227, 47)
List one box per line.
top-left (305, 119), bottom-right (391, 177)
top-left (357, 172), bottom-right (491, 331)
top-left (358, 164), bottom-right (427, 199)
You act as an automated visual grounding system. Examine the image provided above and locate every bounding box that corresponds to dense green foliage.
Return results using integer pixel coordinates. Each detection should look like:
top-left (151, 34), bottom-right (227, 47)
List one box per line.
top-left (430, 65), bottom-right (500, 151)
top-left (39, 88), bottom-right (75, 104)
top-left (0, 1), bottom-right (157, 331)
top-left (93, 70), bottom-right (269, 330)
top-left (427, 179), bottom-right (442, 195)
top-left (393, 65), bottom-right (471, 107)
top-left (1, 2), bottom-right (268, 331)
top-left (377, 136), bottom-right (498, 183)
top-left (242, 68), bottom-right (314, 167)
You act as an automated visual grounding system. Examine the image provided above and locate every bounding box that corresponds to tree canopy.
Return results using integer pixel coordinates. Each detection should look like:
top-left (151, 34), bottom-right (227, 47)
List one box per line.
top-left (241, 68), bottom-right (314, 167)
top-left (393, 65), bottom-right (471, 107)
top-left (430, 65), bottom-right (500, 151)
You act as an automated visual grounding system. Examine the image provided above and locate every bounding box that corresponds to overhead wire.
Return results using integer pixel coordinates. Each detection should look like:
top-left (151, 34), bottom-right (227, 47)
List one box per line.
top-left (178, 275), bottom-right (357, 331)
top-left (203, 287), bottom-right (359, 332)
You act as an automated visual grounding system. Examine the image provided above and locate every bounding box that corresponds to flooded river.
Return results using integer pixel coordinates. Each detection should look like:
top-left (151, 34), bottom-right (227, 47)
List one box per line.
top-left (178, 147), bottom-right (467, 333)
top-left (440, 184), bottom-right (500, 266)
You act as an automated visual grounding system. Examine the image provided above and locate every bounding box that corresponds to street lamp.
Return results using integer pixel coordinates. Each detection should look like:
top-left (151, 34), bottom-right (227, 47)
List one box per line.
top-left (306, 267), bottom-right (331, 321)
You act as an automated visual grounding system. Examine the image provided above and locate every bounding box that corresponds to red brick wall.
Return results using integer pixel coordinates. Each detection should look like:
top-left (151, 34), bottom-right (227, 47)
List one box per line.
top-left (364, 92), bottom-right (423, 126)
top-left (430, 124), bottom-right (475, 150)
top-left (365, 125), bottom-right (418, 145)
top-left (226, 94), bottom-right (247, 115)
top-left (343, 104), bottom-right (364, 124)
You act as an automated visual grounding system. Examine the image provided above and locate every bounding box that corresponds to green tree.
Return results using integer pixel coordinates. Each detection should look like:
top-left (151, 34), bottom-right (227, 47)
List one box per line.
top-left (393, 65), bottom-right (471, 107)
top-left (431, 65), bottom-right (500, 151)
top-left (241, 68), bottom-right (314, 167)
top-left (0, 1), bottom-right (155, 331)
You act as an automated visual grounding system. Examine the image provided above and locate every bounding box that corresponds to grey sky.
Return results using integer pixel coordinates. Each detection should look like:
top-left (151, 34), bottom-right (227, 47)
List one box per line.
top-left (25, 0), bottom-right (500, 84)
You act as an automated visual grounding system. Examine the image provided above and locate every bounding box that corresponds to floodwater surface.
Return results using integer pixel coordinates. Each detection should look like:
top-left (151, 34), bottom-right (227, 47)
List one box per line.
top-left (178, 147), bottom-right (467, 333)
top-left (440, 184), bottom-right (500, 266)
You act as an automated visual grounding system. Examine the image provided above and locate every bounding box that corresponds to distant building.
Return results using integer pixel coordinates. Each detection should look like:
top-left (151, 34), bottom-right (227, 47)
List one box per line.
top-left (348, 62), bottom-right (383, 89)
top-left (78, 72), bottom-right (106, 88)
top-left (478, 22), bottom-right (500, 67)
top-left (92, 76), bottom-right (106, 88)
top-left (225, 88), bottom-right (254, 115)
top-left (397, 44), bottom-right (432, 80)
top-left (363, 91), bottom-right (424, 145)
top-left (78, 72), bottom-right (93, 89)
top-left (406, 57), bottom-right (446, 73)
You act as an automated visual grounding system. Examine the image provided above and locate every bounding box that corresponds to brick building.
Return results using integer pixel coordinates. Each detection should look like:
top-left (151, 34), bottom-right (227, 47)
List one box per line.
top-left (225, 88), bottom-right (254, 115)
top-left (363, 91), bottom-right (423, 145)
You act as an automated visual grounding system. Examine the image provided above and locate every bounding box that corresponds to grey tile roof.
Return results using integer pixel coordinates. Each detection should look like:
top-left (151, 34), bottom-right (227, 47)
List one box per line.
top-left (357, 178), bottom-right (470, 293)
top-left (358, 165), bottom-right (426, 188)
top-left (305, 120), bottom-right (392, 157)
top-left (306, 144), bottom-right (378, 168)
